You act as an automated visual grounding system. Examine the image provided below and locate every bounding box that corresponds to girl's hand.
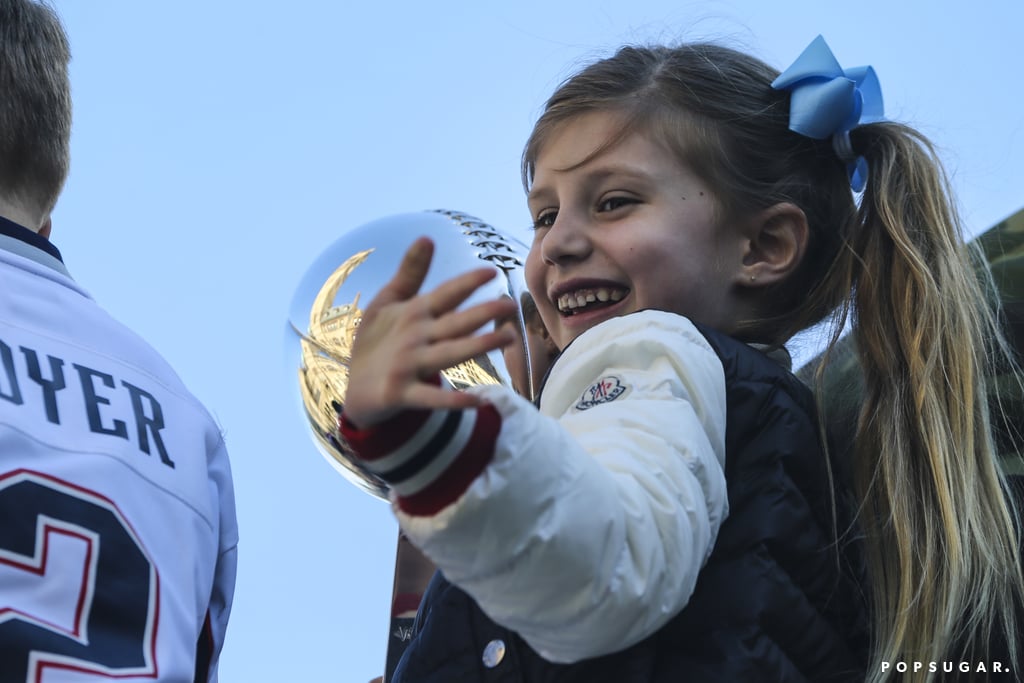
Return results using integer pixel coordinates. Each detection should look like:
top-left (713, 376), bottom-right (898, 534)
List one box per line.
top-left (343, 237), bottom-right (518, 428)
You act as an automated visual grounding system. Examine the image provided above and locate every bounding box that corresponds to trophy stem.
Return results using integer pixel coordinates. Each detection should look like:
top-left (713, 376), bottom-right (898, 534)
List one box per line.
top-left (383, 532), bottom-right (436, 682)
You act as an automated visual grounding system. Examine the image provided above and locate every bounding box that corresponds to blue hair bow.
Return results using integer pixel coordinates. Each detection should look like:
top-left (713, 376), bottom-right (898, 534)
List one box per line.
top-left (771, 35), bottom-right (884, 192)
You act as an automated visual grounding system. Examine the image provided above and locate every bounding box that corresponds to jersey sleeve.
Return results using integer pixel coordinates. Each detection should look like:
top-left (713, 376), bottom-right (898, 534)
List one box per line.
top-left (341, 311), bottom-right (727, 663)
top-left (200, 435), bottom-right (238, 682)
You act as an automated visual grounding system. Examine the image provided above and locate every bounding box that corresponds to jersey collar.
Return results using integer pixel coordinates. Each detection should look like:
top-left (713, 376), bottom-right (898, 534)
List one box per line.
top-left (0, 214), bottom-right (71, 277)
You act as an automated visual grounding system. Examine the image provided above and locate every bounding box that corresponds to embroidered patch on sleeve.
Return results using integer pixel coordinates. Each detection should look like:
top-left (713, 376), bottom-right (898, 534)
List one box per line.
top-left (575, 375), bottom-right (630, 410)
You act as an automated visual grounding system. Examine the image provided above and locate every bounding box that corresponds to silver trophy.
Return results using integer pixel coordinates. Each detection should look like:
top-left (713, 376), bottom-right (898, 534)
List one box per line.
top-left (287, 210), bottom-right (535, 682)
top-left (286, 209), bottom-right (534, 501)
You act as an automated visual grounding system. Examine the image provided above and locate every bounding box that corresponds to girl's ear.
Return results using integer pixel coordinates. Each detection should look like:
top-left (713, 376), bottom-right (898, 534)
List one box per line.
top-left (737, 202), bottom-right (808, 286)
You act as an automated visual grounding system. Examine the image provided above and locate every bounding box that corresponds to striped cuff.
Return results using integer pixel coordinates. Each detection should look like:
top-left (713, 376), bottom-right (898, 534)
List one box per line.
top-left (338, 389), bottom-right (501, 516)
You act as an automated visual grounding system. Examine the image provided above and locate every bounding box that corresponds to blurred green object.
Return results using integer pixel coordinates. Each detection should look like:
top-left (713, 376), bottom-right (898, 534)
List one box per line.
top-left (798, 206), bottom-right (1024, 474)
top-left (977, 208), bottom-right (1024, 473)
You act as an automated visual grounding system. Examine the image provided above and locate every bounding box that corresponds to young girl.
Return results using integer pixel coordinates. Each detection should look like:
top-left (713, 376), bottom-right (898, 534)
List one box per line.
top-left (339, 36), bottom-right (1024, 682)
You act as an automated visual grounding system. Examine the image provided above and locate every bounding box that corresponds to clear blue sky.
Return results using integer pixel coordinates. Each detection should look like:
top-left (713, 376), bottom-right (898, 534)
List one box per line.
top-left (48, 1), bottom-right (1024, 680)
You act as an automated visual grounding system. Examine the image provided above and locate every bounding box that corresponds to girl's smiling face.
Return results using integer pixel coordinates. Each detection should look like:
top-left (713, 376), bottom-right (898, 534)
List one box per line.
top-left (525, 110), bottom-right (748, 350)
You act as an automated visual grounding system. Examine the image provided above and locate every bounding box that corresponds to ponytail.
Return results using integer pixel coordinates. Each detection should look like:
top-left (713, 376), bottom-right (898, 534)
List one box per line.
top-left (837, 121), bottom-right (1024, 678)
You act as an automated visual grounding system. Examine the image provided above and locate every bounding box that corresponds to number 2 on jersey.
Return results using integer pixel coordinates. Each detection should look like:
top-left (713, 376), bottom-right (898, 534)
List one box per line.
top-left (0, 469), bottom-right (158, 682)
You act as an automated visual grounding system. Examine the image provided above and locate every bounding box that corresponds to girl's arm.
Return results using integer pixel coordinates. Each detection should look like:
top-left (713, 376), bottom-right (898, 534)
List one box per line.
top-left (344, 310), bottom-right (727, 663)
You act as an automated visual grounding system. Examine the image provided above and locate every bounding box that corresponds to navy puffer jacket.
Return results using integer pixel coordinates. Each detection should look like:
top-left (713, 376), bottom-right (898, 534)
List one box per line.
top-left (392, 325), bottom-right (869, 682)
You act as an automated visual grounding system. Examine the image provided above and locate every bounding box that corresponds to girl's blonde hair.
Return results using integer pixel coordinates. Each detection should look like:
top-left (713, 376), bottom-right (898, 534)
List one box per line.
top-left (523, 42), bottom-right (1024, 681)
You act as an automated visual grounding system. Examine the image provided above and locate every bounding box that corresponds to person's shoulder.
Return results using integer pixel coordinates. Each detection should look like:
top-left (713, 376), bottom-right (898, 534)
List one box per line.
top-left (541, 310), bottom-right (725, 412)
top-left (68, 300), bottom-right (224, 434)
top-left (691, 323), bottom-right (790, 375)
top-left (562, 309), bottom-right (715, 358)
top-left (79, 302), bottom-right (184, 382)
top-left (95, 316), bottom-right (230, 456)
top-left (691, 322), bottom-right (817, 417)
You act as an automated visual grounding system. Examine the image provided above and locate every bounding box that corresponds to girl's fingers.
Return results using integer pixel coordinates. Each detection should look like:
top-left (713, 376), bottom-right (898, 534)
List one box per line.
top-left (417, 328), bottom-right (517, 376)
top-left (369, 237), bottom-right (435, 309)
top-left (432, 297), bottom-right (519, 341)
top-left (403, 383), bottom-right (490, 412)
top-left (423, 267), bottom-right (501, 317)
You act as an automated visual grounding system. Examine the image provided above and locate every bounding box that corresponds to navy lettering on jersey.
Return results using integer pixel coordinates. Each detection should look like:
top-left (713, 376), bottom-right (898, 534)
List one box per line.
top-left (74, 363), bottom-right (130, 440)
top-left (123, 381), bottom-right (175, 468)
top-left (0, 340), bottom-right (22, 405)
top-left (20, 346), bottom-right (65, 424)
top-left (0, 337), bottom-right (173, 468)
top-left (0, 470), bottom-right (158, 681)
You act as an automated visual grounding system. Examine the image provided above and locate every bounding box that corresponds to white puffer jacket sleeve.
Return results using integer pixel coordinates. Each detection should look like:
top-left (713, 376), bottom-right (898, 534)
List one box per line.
top-left (397, 310), bottom-right (728, 663)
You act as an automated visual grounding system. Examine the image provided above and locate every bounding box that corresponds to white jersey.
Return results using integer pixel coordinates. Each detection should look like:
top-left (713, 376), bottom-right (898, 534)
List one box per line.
top-left (0, 222), bottom-right (238, 683)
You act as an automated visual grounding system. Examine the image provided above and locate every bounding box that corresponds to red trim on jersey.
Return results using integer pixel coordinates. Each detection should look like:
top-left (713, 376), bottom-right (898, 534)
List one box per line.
top-left (395, 404), bottom-right (501, 516)
top-left (0, 523), bottom-right (94, 637)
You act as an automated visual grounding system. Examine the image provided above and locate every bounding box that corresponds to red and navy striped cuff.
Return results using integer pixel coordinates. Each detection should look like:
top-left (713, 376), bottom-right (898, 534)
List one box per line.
top-left (338, 389), bottom-right (501, 515)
